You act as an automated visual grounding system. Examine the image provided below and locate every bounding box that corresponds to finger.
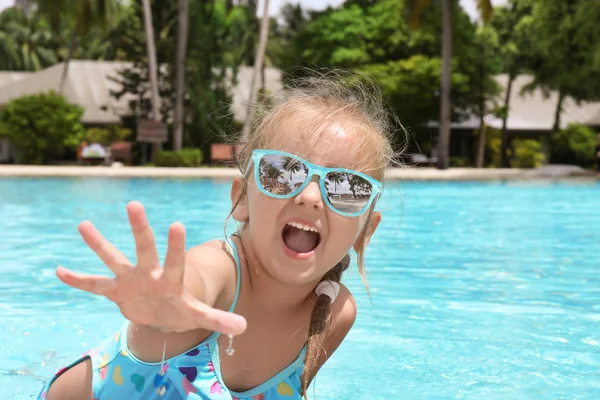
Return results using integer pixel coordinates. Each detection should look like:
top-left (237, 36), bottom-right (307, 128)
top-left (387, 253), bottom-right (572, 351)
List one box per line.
top-left (126, 201), bottom-right (160, 269)
top-left (56, 266), bottom-right (117, 296)
top-left (78, 221), bottom-right (130, 276)
top-left (163, 222), bottom-right (186, 283)
top-left (186, 294), bottom-right (247, 336)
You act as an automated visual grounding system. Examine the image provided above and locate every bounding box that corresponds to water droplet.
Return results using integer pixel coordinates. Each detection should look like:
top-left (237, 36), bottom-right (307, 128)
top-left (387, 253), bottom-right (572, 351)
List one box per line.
top-left (226, 334), bottom-right (235, 356)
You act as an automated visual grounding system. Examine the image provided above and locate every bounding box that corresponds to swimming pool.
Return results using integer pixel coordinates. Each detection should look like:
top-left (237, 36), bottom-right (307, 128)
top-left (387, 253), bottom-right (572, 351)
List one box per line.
top-left (1, 177), bottom-right (599, 399)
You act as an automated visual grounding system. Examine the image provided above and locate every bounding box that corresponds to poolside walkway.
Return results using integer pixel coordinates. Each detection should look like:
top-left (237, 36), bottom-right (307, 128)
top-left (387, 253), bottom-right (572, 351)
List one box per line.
top-left (0, 165), bottom-right (596, 181)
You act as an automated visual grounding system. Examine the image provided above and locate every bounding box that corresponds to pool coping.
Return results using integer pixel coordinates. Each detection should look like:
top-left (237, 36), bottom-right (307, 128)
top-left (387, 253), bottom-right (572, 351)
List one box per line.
top-left (0, 165), bottom-right (596, 181)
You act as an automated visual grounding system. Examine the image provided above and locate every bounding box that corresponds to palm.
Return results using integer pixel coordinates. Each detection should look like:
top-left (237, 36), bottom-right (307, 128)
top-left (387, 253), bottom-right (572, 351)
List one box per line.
top-left (56, 201), bottom-right (246, 335)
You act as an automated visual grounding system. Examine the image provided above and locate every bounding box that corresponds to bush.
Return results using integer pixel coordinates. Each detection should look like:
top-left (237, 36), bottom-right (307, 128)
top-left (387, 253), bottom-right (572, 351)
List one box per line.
top-left (450, 157), bottom-right (471, 167)
top-left (511, 139), bottom-right (545, 168)
top-left (84, 126), bottom-right (132, 146)
top-left (550, 123), bottom-right (597, 167)
top-left (0, 91), bottom-right (84, 164)
top-left (484, 128), bottom-right (502, 168)
top-left (154, 148), bottom-right (203, 167)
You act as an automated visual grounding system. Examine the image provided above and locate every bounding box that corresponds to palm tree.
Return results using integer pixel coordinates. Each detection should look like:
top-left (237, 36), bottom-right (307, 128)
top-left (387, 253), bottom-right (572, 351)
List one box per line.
top-left (173, 0), bottom-right (189, 151)
top-left (32, 0), bottom-right (118, 92)
top-left (282, 156), bottom-right (302, 181)
top-left (409, 0), bottom-right (493, 169)
top-left (141, 0), bottom-right (161, 154)
top-left (328, 172), bottom-right (345, 193)
top-left (264, 164), bottom-right (283, 180)
top-left (241, 0), bottom-right (270, 141)
top-left (0, 7), bottom-right (57, 71)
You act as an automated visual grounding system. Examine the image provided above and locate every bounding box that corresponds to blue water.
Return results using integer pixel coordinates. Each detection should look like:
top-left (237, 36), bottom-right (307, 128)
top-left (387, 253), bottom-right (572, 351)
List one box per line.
top-left (1, 177), bottom-right (599, 399)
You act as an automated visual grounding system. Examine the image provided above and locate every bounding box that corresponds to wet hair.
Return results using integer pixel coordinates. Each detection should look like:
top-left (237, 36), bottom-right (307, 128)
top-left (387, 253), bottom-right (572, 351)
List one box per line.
top-left (226, 70), bottom-right (401, 397)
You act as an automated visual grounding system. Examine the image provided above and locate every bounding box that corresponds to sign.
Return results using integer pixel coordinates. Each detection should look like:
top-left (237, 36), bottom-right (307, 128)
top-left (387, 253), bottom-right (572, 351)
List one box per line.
top-left (137, 119), bottom-right (168, 143)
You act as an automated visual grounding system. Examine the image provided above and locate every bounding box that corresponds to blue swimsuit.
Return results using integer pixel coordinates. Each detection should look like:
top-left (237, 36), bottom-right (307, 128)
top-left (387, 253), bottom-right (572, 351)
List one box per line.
top-left (37, 239), bottom-right (307, 400)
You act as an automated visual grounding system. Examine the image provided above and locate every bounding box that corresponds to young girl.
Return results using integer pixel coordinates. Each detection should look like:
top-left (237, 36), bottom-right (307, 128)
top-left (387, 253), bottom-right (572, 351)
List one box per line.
top-left (38, 75), bottom-right (396, 400)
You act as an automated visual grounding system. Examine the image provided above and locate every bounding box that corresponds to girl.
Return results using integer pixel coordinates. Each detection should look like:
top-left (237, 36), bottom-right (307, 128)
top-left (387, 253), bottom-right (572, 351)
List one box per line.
top-left (39, 74), bottom-right (396, 400)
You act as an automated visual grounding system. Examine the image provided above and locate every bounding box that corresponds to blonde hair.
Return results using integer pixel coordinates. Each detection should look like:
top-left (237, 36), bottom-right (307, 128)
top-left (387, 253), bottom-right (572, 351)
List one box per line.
top-left (227, 70), bottom-right (400, 398)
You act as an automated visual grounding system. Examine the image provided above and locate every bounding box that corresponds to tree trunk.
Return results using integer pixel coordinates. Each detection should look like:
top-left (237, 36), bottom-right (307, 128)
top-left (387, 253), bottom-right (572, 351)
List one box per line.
top-left (261, 62), bottom-right (266, 92)
top-left (552, 89), bottom-right (565, 133)
top-left (437, 0), bottom-right (452, 170)
top-left (500, 72), bottom-right (515, 168)
top-left (475, 115), bottom-right (487, 168)
top-left (174, 0), bottom-right (189, 151)
top-left (241, 0), bottom-right (270, 141)
top-left (58, 27), bottom-right (78, 94)
top-left (142, 0), bottom-right (161, 154)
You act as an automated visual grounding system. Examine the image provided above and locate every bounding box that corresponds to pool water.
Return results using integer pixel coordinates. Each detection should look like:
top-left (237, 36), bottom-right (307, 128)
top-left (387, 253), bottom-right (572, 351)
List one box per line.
top-left (1, 177), bottom-right (599, 399)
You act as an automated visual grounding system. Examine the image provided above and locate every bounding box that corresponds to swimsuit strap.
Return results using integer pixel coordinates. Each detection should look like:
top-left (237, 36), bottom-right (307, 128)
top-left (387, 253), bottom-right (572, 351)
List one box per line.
top-left (225, 236), bottom-right (242, 313)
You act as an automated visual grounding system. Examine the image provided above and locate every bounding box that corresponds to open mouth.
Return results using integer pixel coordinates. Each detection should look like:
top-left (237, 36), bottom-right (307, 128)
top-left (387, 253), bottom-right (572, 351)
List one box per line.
top-left (281, 221), bottom-right (322, 255)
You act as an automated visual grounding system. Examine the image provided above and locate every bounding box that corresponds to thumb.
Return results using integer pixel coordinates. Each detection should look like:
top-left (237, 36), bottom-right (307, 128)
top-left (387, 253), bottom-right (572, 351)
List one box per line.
top-left (187, 296), bottom-right (247, 336)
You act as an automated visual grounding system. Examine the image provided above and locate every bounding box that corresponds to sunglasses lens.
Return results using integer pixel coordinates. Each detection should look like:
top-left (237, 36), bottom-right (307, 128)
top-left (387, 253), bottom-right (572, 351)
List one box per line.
top-left (325, 172), bottom-right (373, 214)
top-left (258, 154), bottom-right (308, 196)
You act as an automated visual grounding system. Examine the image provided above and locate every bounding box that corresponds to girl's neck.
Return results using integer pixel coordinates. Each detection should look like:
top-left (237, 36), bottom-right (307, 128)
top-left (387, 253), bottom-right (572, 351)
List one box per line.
top-left (234, 232), bottom-right (318, 313)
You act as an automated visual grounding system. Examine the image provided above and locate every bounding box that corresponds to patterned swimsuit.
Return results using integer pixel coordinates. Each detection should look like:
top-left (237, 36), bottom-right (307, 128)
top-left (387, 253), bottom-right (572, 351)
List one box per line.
top-left (37, 239), bottom-right (307, 400)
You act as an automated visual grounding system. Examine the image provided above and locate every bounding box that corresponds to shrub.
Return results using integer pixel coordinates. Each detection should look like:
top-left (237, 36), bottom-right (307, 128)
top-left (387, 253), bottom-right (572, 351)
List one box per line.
top-left (550, 123), bottom-right (597, 167)
top-left (154, 148), bottom-right (203, 167)
top-left (511, 139), bottom-right (545, 168)
top-left (449, 157), bottom-right (471, 167)
top-left (0, 91), bottom-right (84, 164)
top-left (84, 126), bottom-right (132, 146)
top-left (484, 128), bottom-right (502, 168)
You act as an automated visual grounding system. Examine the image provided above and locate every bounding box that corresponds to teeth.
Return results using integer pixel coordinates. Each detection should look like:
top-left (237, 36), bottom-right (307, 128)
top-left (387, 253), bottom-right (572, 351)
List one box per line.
top-left (287, 221), bottom-right (318, 233)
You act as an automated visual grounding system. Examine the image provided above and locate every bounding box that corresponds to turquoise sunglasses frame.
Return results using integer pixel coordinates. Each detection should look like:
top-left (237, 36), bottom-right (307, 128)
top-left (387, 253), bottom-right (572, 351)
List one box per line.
top-left (248, 149), bottom-right (382, 217)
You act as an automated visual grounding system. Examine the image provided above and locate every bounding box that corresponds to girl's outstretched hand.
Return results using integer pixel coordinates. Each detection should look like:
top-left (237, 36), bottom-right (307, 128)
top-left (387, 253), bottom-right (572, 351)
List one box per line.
top-left (56, 201), bottom-right (247, 336)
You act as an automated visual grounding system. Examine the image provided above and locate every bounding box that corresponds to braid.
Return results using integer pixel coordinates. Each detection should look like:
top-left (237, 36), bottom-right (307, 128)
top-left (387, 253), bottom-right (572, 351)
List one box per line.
top-left (300, 254), bottom-right (351, 398)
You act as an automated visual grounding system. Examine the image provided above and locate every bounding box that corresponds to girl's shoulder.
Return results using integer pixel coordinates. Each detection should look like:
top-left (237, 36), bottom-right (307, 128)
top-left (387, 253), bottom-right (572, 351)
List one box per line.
top-left (184, 238), bottom-right (241, 311)
top-left (328, 282), bottom-right (358, 343)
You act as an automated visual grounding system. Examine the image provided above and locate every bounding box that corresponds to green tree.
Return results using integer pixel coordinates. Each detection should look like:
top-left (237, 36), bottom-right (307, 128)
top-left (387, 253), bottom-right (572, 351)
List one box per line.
top-left (288, 0), bottom-right (491, 157)
top-left (489, 0), bottom-right (535, 167)
top-left (0, 7), bottom-right (57, 71)
top-left (0, 92), bottom-right (84, 164)
top-left (31, 0), bottom-right (120, 92)
top-left (110, 0), bottom-right (251, 156)
top-left (173, 0), bottom-right (189, 151)
top-left (408, 0), bottom-right (493, 169)
top-left (241, 0), bottom-right (271, 141)
top-left (525, 0), bottom-right (600, 133)
top-left (471, 25), bottom-right (502, 168)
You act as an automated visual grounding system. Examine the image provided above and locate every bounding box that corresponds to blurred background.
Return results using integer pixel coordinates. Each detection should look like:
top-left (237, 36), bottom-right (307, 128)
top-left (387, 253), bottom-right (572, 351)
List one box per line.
top-left (0, 0), bottom-right (598, 172)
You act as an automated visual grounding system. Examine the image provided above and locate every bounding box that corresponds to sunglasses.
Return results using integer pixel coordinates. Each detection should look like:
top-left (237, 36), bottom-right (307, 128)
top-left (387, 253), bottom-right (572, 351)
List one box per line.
top-left (247, 150), bottom-right (382, 217)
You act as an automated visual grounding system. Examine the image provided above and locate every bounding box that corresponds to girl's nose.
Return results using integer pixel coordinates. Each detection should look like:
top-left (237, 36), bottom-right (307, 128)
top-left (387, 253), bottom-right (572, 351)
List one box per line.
top-left (294, 181), bottom-right (324, 211)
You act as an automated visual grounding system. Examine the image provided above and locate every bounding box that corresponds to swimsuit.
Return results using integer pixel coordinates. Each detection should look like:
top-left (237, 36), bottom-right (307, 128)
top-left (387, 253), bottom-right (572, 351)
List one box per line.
top-left (37, 238), bottom-right (307, 400)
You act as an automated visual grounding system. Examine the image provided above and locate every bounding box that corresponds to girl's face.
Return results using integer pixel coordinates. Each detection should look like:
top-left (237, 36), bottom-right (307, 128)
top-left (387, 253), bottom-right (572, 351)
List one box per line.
top-left (232, 119), bottom-right (382, 286)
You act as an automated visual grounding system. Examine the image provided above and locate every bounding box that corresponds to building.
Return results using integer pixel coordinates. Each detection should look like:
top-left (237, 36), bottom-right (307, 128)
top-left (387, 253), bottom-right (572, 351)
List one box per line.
top-left (0, 60), bottom-right (282, 163)
top-left (430, 74), bottom-right (600, 163)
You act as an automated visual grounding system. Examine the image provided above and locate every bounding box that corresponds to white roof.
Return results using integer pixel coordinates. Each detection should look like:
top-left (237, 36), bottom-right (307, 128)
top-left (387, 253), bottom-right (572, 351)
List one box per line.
top-left (0, 71), bottom-right (31, 89)
top-left (0, 60), bottom-right (283, 125)
top-left (0, 61), bottom-right (133, 124)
